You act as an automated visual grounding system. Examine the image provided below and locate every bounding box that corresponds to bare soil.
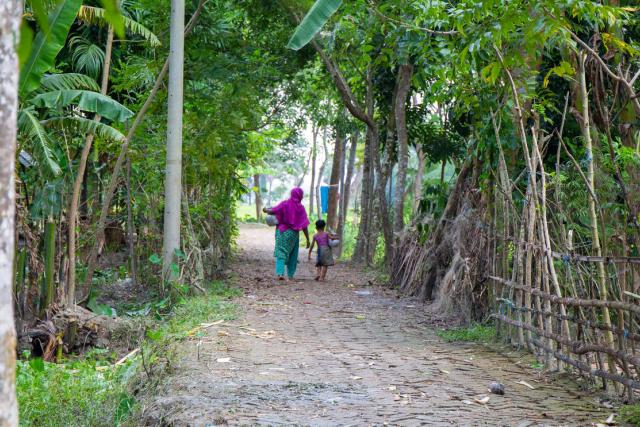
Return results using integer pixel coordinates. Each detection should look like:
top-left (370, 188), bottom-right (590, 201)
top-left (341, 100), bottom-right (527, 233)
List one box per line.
top-left (140, 224), bottom-right (612, 426)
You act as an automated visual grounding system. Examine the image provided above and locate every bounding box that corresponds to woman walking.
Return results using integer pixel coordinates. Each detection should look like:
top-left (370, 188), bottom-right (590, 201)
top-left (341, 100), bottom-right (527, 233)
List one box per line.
top-left (263, 187), bottom-right (310, 281)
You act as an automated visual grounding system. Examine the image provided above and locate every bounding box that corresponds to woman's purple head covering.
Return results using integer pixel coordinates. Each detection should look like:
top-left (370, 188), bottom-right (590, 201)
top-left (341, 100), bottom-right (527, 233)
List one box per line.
top-left (272, 187), bottom-right (309, 233)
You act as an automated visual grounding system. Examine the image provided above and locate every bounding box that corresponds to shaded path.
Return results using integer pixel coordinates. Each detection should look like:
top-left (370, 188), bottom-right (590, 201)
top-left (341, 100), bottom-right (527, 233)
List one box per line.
top-left (143, 224), bottom-right (610, 426)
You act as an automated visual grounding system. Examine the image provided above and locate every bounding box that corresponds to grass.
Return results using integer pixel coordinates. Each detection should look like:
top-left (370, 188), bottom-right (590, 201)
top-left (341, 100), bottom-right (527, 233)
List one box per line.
top-left (620, 403), bottom-right (640, 426)
top-left (17, 280), bottom-right (239, 427)
top-left (17, 355), bottom-right (134, 427)
top-left (437, 324), bottom-right (496, 343)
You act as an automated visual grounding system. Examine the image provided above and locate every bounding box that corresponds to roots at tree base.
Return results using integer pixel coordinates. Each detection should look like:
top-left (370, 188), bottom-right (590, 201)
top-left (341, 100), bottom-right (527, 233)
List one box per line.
top-left (391, 160), bottom-right (490, 323)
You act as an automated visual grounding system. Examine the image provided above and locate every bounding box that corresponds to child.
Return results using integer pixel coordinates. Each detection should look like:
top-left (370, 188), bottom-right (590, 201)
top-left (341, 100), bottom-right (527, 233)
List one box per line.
top-left (308, 219), bottom-right (336, 281)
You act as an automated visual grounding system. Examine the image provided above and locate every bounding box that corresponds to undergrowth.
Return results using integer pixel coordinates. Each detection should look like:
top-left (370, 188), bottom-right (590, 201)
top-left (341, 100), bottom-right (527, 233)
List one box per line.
top-left (17, 280), bottom-right (239, 427)
top-left (437, 324), bottom-right (496, 343)
top-left (620, 403), bottom-right (640, 426)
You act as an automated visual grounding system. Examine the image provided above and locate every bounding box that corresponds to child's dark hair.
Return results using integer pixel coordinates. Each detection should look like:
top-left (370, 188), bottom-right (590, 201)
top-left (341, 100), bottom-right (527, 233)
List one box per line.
top-left (315, 219), bottom-right (326, 230)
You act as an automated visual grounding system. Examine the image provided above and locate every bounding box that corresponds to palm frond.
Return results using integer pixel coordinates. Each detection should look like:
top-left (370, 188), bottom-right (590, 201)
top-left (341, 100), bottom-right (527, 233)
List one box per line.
top-left (42, 116), bottom-right (126, 142)
top-left (77, 6), bottom-right (161, 47)
top-left (40, 73), bottom-right (100, 92)
top-left (18, 110), bottom-right (62, 176)
top-left (69, 35), bottom-right (105, 80)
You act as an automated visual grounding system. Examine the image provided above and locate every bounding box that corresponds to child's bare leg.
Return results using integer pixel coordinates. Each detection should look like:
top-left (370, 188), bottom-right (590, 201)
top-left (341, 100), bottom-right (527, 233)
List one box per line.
top-left (315, 266), bottom-right (321, 281)
top-left (320, 266), bottom-right (328, 281)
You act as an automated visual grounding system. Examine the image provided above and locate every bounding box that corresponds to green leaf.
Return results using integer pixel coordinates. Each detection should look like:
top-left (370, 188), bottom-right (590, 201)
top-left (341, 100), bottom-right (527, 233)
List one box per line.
top-left (149, 254), bottom-right (161, 264)
top-left (18, 21), bottom-right (34, 70)
top-left (543, 61), bottom-right (575, 87)
top-left (31, 89), bottom-right (134, 122)
top-left (174, 248), bottom-right (186, 260)
top-left (19, 0), bottom-right (83, 97)
top-left (41, 116), bottom-right (126, 142)
top-left (29, 358), bottom-right (45, 372)
top-left (286, 0), bottom-right (342, 51)
top-left (40, 73), bottom-right (100, 92)
top-left (77, 6), bottom-right (161, 47)
top-left (146, 329), bottom-right (162, 341)
top-left (87, 296), bottom-right (116, 316)
top-left (170, 263), bottom-right (180, 276)
top-left (99, 0), bottom-right (125, 38)
top-left (18, 110), bottom-right (62, 176)
top-left (115, 393), bottom-right (135, 423)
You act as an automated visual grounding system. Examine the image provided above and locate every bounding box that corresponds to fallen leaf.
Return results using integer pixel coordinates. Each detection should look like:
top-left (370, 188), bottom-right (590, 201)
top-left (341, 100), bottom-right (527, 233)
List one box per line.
top-left (216, 357), bottom-right (231, 363)
top-left (355, 315), bottom-right (366, 320)
top-left (515, 380), bottom-right (535, 390)
top-left (474, 396), bottom-right (490, 404)
top-left (350, 376), bottom-right (363, 380)
top-left (462, 400), bottom-right (473, 405)
top-left (217, 330), bottom-right (230, 336)
top-left (604, 414), bottom-right (616, 425)
top-left (388, 385), bottom-right (397, 391)
top-left (368, 362), bottom-right (375, 366)
top-left (439, 368), bottom-right (450, 374)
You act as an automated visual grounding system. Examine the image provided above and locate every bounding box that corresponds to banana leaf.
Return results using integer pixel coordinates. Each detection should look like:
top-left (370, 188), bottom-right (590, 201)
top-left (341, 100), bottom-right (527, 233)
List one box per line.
top-left (19, 0), bottom-right (83, 97)
top-left (31, 89), bottom-right (134, 122)
top-left (286, 0), bottom-right (342, 50)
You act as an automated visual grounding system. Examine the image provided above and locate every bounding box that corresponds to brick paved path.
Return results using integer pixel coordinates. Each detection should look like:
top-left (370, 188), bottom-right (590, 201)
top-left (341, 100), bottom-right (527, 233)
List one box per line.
top-left (142, 225), bottom-right (609, 426)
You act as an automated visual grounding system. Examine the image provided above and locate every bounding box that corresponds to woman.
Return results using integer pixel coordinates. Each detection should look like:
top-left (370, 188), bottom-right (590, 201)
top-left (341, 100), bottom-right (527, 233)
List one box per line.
top-left (263, 187), bottom-right (310, 281)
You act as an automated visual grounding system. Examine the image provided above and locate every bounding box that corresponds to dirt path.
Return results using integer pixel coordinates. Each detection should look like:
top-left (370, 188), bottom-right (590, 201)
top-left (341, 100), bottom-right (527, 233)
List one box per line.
top-left (142, 224), bottom-right (610, 426)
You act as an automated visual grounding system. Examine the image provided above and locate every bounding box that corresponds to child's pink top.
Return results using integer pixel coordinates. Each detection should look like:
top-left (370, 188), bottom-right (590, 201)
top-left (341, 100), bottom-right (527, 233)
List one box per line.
top-left (314, 232), bottom-right (330, 247)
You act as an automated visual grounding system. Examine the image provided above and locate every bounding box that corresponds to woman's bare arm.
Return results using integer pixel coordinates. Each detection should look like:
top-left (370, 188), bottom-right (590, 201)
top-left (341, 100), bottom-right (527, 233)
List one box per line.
top-left (302, 227), bottom-right (310, 248)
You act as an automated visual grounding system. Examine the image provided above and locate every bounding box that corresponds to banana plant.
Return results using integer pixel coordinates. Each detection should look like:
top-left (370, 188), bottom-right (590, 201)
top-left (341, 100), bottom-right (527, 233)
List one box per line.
top-left (19, 0), bottom-right (134, 177)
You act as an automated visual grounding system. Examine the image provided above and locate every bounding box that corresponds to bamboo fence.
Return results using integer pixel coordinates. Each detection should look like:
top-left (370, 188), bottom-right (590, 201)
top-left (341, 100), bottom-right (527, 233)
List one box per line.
top-left (490, 238), bottom-right (640, 397)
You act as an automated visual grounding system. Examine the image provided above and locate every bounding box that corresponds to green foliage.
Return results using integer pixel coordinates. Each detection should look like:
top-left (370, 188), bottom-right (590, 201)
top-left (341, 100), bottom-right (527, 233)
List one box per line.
top-left (68, 35), bottom-right (106, 80)
top-left (437, 324), bottom-right (496, 343)
top-left (18, 281), bottom-right (240, 427)
top-left (31, 89), bottom-right (134, 122)
top-left (77, 5), bottom-right (161, 46)
top-left (620, 403), bottom-right (640, 426)
top-left (287, 0), bottom-right (343, 50)
top-left (17, 355), bottom-right (135, 427)
top-left (19, 0), bottom-right (83, 97)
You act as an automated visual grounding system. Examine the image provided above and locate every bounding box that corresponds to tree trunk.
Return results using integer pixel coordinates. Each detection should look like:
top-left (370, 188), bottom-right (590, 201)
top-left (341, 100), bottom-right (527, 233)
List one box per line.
top-left (81, 0), bottom-right (207, 293)
top-left (316, 128), bottom-right (329, 219)
top-left (342, 131), bottom-right (358, 221)
top-left (413, 145), bottom-right (425, 212)
top-left (253, 174), bottom-right (263, 220)
top-left (40, 218), bottom-right (56, 316)
top-left (354, 71), bottom-right (376, 263)
top-left (336, 131), bottom-right (358, 258)
top-left (327, 132), bottom-right (345, 231)
top-left (309, 124), bottom-right (318, 217)
top-left (126, 156), bottom-right (136, 285)
top-left (0, 1), bottom-right (20, 423)
top-left (67, 26), bottom-right (114, 305)
top-left (162, 0), bottom-right (185, 281)
top-left (296, 149), bottom-right (312, 188)
top-left (393, 63), bottom-right (413, 235)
